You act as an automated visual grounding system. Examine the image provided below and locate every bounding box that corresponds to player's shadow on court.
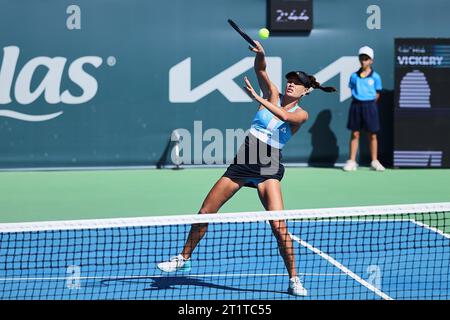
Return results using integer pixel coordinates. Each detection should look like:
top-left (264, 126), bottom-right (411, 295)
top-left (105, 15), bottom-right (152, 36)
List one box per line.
top-left (101, 276), bottom-right (291, 297)
top-left (147, 276), bottom-right (290, 296)
top-left (307, 109), bottom-right (339, 167)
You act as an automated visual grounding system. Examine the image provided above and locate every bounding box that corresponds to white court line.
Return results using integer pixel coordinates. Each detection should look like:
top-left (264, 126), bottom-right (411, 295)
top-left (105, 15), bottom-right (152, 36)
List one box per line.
top-left (0, 272), bottom-right (345, 282)
top-left (409, 219), bottom-right (450, 240)
top-left (290, 219), bottom-right (411, 222)
top-left (292, 217), bottom-right (450, 239)
top-left (288, 232), bottom-right (393, 300)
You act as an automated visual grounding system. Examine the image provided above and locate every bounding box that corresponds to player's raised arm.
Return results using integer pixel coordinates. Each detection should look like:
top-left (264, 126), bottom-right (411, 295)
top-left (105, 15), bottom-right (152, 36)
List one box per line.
top-left (250, 40), bottom-right (279, 100)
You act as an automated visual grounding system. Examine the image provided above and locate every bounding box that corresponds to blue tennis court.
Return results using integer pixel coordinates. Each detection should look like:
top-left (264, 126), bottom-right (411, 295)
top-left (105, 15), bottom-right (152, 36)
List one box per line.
top-left (1, 216), bottom-right (449, 300)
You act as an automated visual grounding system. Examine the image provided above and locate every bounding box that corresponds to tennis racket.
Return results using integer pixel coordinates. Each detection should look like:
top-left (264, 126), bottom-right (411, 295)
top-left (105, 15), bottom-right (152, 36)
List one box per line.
top-left (227, 19), bottom-right (257, 48)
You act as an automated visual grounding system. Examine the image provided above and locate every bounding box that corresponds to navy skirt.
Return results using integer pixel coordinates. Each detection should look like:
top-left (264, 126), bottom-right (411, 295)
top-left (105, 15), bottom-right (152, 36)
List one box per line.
top-left (347, 99), bottom-right (380, 133)
top-left (222, 133), bottom-right (285, 188)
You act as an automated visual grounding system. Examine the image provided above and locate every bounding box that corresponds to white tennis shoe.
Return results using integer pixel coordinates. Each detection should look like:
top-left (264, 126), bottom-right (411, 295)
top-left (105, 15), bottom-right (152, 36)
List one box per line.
top-left (157, 254), bottom-right (191, 273)
top-left (371, 160), bottom-right (385, 171)
top-left (343, 160), bottom-right (358, 172)
top-left (288, 276), bottom-right (307, 296)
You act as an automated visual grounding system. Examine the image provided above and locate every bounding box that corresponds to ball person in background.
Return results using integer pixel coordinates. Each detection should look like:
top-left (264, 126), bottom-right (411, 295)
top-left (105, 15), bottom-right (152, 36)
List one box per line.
top-left (344, 46), bottom-right (385, 172)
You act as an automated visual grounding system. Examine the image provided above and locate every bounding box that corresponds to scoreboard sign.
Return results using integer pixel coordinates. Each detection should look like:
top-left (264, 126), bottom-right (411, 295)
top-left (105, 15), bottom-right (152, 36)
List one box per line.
top-left (268, 0), bottom-right (313, 32)
top-left (394, 38), bottom-right (450, 168)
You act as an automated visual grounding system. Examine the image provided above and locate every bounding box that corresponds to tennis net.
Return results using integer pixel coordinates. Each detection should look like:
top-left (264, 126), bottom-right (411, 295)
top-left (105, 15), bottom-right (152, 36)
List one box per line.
top-left (0, 202), bottom-right (449, 300)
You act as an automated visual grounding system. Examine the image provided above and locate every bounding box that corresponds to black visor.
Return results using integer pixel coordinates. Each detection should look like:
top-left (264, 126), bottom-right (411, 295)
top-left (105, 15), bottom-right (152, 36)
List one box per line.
top-left (285, 71), bottom-right (311, 88)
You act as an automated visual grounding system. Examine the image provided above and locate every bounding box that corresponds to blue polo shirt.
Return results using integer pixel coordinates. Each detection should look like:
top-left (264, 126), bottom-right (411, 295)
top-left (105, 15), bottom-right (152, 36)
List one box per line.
top-left (348, 68), bottom-right (382, 101)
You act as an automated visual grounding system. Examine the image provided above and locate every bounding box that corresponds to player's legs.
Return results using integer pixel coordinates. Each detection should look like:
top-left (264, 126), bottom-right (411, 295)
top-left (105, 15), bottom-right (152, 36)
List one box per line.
top-left (345, 99), bottom-right (362, 171)
top-left (344, 130), bottom-right (360, 171)
top-left (368, 132), bottom-right (385, 171)
top-left (256, 179), bottom-right (296, 278)
top-left (157, 177), bottom-right (244, 273)
top-left (257, 179), bottom-right (306, 296)
top-left (181, 177), bottom-right (244, 259)
top-left (363, 101), bottom-right (384, 170)
top-left (368, 132), bottom-right (378, 161)
top-left (349, 130), bottom-right (360, 161)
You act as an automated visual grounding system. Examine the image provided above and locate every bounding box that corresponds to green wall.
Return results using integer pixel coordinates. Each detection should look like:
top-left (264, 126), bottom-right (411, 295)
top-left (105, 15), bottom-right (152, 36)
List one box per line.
top-left (1, 0), bottom-right (449, 168)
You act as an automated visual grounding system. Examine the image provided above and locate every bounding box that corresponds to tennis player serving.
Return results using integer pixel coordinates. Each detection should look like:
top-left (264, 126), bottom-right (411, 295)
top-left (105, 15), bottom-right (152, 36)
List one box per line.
top-left (158, 40), bottom-right (336, 296)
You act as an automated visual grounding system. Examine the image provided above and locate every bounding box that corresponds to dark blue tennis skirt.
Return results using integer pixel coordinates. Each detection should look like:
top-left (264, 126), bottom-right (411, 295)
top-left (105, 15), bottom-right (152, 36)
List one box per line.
top-left (222, 134), bottom-right (285, 188)
top-left (347, 99), bottom-right (380, 133)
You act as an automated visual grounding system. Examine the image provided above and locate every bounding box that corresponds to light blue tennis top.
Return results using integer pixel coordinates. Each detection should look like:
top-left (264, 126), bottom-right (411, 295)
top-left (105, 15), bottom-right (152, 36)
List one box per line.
top-left (349, 68), bottom-right (382, 101)
top-left (249, 95), bottom-right (300, 149)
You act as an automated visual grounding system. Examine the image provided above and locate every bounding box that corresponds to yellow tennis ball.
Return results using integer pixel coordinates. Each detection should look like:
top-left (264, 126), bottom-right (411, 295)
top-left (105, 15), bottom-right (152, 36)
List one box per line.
top-left (258, 28), bottom-right (270, 40)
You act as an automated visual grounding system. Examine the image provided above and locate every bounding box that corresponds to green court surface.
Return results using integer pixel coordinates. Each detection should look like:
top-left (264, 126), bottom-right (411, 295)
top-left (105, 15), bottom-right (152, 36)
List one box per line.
top-left (0, 167), bottom-right (449, 223)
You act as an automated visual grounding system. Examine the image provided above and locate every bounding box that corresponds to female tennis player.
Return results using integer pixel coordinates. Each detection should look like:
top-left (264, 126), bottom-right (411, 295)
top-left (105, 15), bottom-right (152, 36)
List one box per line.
top-left (157, 40), bottom-right (336, 296)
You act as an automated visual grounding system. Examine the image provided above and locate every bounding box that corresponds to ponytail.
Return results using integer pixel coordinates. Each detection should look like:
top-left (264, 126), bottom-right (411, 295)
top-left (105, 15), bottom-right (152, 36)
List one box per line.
top-left (308, 75), bottom-right (337, 93)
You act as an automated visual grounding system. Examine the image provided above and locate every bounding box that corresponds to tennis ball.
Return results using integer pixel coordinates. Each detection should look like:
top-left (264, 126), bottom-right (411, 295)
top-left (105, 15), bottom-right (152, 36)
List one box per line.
top-left (258, 28), bottom-right (270, 40)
